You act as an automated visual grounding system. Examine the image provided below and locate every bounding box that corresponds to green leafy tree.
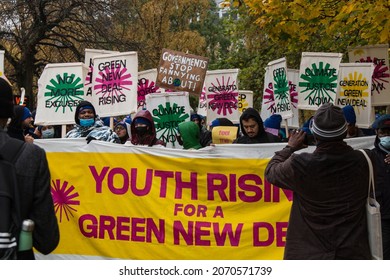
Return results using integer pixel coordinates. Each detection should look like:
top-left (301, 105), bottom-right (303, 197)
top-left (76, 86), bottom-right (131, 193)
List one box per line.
top-left (0, 0), bottom-right (115, 108)
top-left (245, 0), bottom-right (389, 54)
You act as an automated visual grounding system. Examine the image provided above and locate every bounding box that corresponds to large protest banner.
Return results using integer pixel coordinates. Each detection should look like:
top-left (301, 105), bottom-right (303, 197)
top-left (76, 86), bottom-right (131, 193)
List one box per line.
top-left (84, 49), bottom-right (119, 100)
top-left (0, 50), bottom-right (4, 77)
top-left (156, 49), bottom-right (209, 95)
top-left (205, 69), bottom-right (240, 123)
top-left (336, 63), bottom-right (375, 128)
top-left (137, 68), bottom-right (161, 110)
top-left (92, 52), bottom-right (138, 117)
top-left (238, 90), bottom-right (253, 115)
top-left (146, 92), bottom-right (191, 148)
top-left (34, 136), bottom-right (375, 260)
top-left (348, 44), bottom-right (390, 106)
top-left (298, 52), bottom-right (343, 110)
top-left (34, 139), bottom-right (291, 260)
top-left (34, 63), bottom-right (89, 125)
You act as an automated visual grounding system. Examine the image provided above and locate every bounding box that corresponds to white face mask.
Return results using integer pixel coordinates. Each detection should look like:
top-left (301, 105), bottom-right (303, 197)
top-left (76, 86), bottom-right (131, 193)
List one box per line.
top-left (42, 128), bottom-right (55, 138)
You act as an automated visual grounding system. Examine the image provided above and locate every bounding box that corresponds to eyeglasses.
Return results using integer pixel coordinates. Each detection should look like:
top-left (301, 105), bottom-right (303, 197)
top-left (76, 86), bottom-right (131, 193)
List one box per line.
top-left (115, 126), bottom-right (125, 132)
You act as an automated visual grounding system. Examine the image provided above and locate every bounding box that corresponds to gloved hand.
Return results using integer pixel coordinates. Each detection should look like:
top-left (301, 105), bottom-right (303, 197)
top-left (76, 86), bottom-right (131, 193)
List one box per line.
top-left (86, 136), bottom-right (96, 144)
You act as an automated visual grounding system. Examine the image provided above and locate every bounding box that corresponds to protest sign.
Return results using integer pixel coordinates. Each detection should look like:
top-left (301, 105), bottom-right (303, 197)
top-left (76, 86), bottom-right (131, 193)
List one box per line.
top-left (336, 63), bottom-right (375, 128)
top-left (34, 63), bottom-right (89, 125)
top-left (298, 52), bottom-right (343, 110)
top-left (266, 58), bottom-right (292, 119)
top-left (238, 90), bottom-right (253, 115)
top-left (205, 69), bottom-right (240, 123)
top-left (92, 52), bottom-right (138, 117)
top-left (197, 84), bottom-right (208, 118)
top-left (138, 68), bottom-right (162, 110)
top-left (348, 44), bottom-right (390, 106)
top-left (84, 48), bottom-right (119, 100)
top-left (156, 49), bottom-right (209, 95)
top-left (211, 126), bottom-right (238, 144)
top-left (146, 92), bottom-right (191, 148)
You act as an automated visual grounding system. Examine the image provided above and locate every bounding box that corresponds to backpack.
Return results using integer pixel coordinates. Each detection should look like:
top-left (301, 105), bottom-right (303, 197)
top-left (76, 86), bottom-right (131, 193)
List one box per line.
top-left (0, 138), bottom-right (24, 260)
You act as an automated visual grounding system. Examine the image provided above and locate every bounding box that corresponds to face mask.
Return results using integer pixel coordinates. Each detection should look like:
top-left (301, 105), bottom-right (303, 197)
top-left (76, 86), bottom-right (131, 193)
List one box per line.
top-left (42, 128), bottom-right (55, 139)
top-left (379, 136), bottom-right (390, 149)
top-left (135, 126), bottom-right (148, 136)
top-left (79, 118), bottom-right (94, 127)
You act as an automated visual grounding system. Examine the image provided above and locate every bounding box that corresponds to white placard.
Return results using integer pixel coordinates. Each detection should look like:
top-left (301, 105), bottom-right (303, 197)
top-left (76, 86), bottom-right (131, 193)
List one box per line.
top-left (238, 90), bottom-right (253, 115)
top-left (137, 68), bottom-right (162, 110)
top-left (336, 62), bottom-right (375, 128)
top-left (84, 48), bottom-right (119, 101)
top-left (145, 92), bottom-right (191, 148)
top-left (298, 52), bottom-right (343, 110)
top-left (92, 52), bottom-right (138, 117)
top-left (348, 44), bottom-right (390, 106)
top-left (35, 62), bottom-right (89, 125)
top-left (205, 69), bottom-right (240, 123)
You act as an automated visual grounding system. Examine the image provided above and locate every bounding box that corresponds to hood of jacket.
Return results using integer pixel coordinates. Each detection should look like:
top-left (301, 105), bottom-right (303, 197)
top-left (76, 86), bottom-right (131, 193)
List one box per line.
top-left (239, 107), bottom-right (266, 138)
top-left (130, 110), bottom-right (159, 146)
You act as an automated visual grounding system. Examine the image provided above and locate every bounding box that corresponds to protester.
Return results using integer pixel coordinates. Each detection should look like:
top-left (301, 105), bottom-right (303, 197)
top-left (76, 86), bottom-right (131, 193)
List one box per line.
top-left (66, 100), bottom-right (120, 143)
top-left (342, 105), bottom-right (364, 138)
top-left (264, 114), bottom-right (286, 141)
top-left (7, 105), bottom-right (35, 143)
top-left (178, 121), bottom-right (202, 150)
top-left (0, 77), bottom-right (59, 259)
top-left (114, 121), bottom-right (131, 144)
top-left (370, 114), bottom-right (390, 259)
top-left (265, 103), bottom-right (371, 259)
top-left (34, 125), bottom-right (61, 139)
top-left (130, 109), bottom-right (166, 147)
top-left (177, 113), bottom-right (211, 147)
top-left (233, 107), bottom-right (281, 144)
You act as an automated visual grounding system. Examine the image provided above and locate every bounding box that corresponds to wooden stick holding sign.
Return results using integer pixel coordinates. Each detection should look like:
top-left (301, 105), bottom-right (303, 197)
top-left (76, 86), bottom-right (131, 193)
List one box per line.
top-left (284, 119), bottom-right (290, 138)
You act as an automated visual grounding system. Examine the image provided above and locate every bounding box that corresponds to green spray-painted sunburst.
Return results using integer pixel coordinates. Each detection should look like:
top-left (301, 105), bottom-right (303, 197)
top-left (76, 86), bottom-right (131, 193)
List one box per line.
top-left (273, 70), bottom-right (290, 107)
top-left (299, 62), bottom-right (338, 103)
top-left (45, 73), bottom-right (84, 113)
top-left (153, 102), bottom-right (189, 146)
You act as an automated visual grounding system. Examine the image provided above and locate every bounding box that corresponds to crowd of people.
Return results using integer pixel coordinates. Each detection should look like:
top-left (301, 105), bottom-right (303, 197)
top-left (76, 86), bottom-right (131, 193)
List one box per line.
top-left (1, 74), bottom-right (390, 260)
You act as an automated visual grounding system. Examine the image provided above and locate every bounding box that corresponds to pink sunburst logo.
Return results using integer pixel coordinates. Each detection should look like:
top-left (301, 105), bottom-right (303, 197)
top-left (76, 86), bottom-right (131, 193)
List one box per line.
top-left (51, 179), bottom-right (80, 223)
top-left (94, 66), bottom-right (132, 98)
top-left (359, 57), bottom-right (389, 94)
top-left (207, 76), bottom-right (238, 116)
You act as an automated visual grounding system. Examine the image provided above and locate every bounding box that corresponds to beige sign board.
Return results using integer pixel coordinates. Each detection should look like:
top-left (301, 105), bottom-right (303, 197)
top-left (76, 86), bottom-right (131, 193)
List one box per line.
top-left (156, 49), bottom-right (209, 95)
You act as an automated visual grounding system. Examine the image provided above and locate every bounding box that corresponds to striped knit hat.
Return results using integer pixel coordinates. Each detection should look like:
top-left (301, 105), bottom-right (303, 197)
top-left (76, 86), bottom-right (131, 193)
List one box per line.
top-left (311, 103), bottom-right (347, 141)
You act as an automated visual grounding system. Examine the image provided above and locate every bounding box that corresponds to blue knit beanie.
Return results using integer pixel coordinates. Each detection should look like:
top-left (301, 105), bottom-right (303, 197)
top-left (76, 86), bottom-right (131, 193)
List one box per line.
top-left (209, 118), bottom-right (234, 128)
top-left (21, 106), bottom-right (32, 121)
top-left (342, 105), bottom-right (356, 125)
top-left (264, 114), bottom-right (282, 130)
top-left (191, 113), bottom-right (201, 122)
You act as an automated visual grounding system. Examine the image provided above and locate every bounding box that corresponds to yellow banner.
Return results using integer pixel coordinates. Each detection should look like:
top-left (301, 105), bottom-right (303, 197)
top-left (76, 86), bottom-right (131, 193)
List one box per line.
top-left (36, 137), bottom-right (375, 259)
top-left (41, 139), bottom-right (294, 260)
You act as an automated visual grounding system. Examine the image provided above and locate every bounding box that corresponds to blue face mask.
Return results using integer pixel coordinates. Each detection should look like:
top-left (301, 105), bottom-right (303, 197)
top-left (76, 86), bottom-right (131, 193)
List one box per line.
top-left (79, 118), bottom-right (95, 127)
top-left (42, 128), bottom-right (55, 139)
top-left (379, 136), bottom-right (390, 149)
